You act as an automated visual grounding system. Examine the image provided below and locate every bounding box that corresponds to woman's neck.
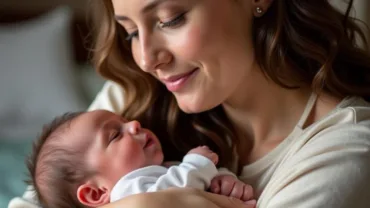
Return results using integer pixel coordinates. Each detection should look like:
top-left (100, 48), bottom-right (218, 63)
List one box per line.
top-left (222, 67), bottom-right (312, 158)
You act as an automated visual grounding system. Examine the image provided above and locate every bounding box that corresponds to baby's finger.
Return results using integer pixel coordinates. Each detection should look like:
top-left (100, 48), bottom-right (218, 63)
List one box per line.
top-left (209, 179), bottom-right (221, 194)
top-left (220, 179), bottom-right (234, 196)
top-left (229, 182), bottom-right (244, 199)
top-left (241, 184), bottom-right (254, 201)
top-left (209, 153), bottom-right (219, 164)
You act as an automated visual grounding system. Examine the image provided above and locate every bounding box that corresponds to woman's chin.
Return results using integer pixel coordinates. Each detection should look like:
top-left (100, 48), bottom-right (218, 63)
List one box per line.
top-left (177, 98), bottom-right (218, 114)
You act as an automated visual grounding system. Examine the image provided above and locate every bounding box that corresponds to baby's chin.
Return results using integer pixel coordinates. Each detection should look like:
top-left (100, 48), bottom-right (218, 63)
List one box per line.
top-left (154, 152), bottom-right (165, 166)
top-left (145, 151), bottom-right (164, 167)
top-left (161, 161), bottom-right (180, 168)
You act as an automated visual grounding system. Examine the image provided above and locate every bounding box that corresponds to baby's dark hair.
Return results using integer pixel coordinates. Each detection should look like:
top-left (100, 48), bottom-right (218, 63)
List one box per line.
top-left (26, 111), bottom-right (93, 208)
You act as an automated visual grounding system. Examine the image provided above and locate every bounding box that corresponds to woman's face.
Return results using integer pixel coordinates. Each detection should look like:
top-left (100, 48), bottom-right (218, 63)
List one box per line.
top-left (112, 0), bottom-right (256, 113)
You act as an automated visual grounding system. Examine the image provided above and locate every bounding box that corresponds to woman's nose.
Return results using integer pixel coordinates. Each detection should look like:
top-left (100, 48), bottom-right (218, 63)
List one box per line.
top-left (125, 120), bottom-right (141, 135)
top-left (138, 33), bottom-right (172, 72)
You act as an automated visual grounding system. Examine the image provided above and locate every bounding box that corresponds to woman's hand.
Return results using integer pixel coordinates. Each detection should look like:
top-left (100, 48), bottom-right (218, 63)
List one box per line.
top-left (99, 188), bottom-right (256, 208)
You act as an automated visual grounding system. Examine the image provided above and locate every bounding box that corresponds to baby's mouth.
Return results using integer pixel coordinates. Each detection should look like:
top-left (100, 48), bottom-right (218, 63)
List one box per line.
top-left (143, 134), bottom-right (154, 149)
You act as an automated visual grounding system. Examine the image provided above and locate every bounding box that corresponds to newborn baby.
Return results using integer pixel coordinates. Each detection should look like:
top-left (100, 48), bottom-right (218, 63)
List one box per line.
top-left (27, 110), bottom-right (254, 208)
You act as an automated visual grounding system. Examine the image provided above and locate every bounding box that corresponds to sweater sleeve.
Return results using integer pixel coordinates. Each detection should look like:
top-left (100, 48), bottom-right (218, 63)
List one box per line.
top-left (258, 120), bottom-right (370, 208)
top-left (87, 81), bottom-right (126, 113)
top-left (110, 154), bottom-right (218, 202)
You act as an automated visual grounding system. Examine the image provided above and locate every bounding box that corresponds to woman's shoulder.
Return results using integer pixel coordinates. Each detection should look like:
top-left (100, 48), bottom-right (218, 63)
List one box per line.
top-left (336, 96), bottom-right (370, 120)
top-left (308, 96), bottom-right (370, 135)
top-left (259, 97), bottom-right (370, 208)
top-left (88, 81), bottom-right (126, 113)
top-left (286, 96), bottom-right (370, 162)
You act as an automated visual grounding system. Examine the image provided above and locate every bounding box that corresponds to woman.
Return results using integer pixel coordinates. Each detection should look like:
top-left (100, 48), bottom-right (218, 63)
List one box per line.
top-left (90, 0), bottom-right (370, 207)
top-left (8, 0), bottom-right (370, 207)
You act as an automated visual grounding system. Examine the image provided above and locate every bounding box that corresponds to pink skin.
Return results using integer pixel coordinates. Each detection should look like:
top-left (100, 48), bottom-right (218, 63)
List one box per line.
top-left (58, 110), bottom-right (164, 207)
top-left (188, 146), bottom-right (254, 202)
top-left (81, 110), bottom-right (164, 189)
top-left (112, 0), bottom-right (256, 113)
top-left (63, 110), bottom-right (253, 206)
top-left (210, 175), bottom-right (255, 202)
top-left (188, 146), bottom-right (219, 164)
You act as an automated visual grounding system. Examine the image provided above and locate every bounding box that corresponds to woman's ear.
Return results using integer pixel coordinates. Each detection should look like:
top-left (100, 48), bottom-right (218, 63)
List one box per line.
top-left (77, 183), bottom-right (110, 207)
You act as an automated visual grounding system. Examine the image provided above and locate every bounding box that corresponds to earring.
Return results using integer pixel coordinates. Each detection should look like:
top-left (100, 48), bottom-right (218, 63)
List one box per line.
top-left (256, 7), bottom-right (263, 14)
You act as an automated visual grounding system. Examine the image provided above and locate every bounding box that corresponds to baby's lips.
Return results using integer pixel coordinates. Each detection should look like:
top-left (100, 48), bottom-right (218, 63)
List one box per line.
top-left (134, 132), bottom-right (149, 148)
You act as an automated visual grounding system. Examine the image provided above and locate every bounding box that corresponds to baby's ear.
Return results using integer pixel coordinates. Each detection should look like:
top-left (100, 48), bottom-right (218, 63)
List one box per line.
top-left (77, 183), bottom-right (110, 207)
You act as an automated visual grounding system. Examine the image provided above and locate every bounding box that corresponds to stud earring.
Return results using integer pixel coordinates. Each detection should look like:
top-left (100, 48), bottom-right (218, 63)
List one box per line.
top-left (256, 7), bottom-right (263, 14)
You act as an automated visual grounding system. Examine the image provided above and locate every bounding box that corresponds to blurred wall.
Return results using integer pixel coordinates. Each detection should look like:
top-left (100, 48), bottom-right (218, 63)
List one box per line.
top-left (0, 0), bottom-right (88, 18)
top-left (331, 0), bottom-right (370, 48)
top-left (0, 0), bottom-right (91, 63)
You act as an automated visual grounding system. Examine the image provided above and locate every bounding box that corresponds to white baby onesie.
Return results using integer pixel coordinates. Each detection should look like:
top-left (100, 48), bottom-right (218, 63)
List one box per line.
top-left (110, 153), bottom-right (233, 202)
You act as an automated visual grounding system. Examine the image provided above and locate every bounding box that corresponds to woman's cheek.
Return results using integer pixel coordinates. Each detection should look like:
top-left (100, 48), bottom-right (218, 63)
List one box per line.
top-left (131, 43), bottom-right (141, 68)
top-left (170, 25), bottom-right (208, 61)
top-left (130, 24), bottom-right (208, 68)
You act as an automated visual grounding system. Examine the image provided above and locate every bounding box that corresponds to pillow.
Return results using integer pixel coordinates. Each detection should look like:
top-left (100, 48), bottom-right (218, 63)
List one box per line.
top-left (0, 7), bottom-right (88, 140)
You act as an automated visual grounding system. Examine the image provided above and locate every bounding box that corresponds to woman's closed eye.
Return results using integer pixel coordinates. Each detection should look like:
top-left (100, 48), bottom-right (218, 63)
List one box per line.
top-left (159, 12), bottom-right (187, 28)
top-left (125, 12), bottom-right (187, 42)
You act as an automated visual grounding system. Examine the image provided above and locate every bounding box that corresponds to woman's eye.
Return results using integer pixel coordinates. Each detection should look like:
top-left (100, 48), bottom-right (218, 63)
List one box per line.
top-left (124, 12), bottom-right (186, 42)
top-left (125, 31), bottom-right (139, 41)
top-left (159, 12), bottom-right (186, 28)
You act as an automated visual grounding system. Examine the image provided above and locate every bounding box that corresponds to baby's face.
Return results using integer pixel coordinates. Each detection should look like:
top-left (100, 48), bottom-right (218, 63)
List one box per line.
top-left (61, 110), bottom-right (164, 189)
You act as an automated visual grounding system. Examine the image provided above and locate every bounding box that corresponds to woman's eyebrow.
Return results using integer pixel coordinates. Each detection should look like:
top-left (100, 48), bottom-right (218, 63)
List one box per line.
top-left (114, 0), bottom-right (169, 21)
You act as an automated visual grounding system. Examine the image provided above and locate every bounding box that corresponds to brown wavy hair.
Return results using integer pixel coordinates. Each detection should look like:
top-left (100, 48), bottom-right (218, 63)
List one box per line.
top-left (91, 0), bottom-right (370, 171)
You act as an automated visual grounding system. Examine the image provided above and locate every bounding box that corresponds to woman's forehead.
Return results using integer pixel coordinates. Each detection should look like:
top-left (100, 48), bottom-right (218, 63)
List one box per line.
top-left (112, 0), bottom-right (197, 16)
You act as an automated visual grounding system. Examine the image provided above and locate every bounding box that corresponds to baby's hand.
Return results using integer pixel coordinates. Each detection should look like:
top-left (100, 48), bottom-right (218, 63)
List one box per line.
top-left (210, 175), bottom-right (254, 202)
top-left (187, 146), bottom-right (219, 165)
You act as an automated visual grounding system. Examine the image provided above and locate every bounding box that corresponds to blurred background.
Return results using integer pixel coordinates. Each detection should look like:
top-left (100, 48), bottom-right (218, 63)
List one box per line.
top-left (0, 1), bottom-right (104, 207)
top-left (0, 0), bottom-right (369, 207)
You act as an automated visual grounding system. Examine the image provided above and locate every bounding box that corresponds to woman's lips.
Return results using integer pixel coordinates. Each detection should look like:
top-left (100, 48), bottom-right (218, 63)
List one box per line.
top-left (160, 68), bottom-right (198, 92)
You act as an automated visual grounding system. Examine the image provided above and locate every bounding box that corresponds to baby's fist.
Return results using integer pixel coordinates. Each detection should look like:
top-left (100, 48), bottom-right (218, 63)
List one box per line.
top-left (210, 175), bottom-right (254, 202)
top-left (188, 146), bottom-right (218, 165)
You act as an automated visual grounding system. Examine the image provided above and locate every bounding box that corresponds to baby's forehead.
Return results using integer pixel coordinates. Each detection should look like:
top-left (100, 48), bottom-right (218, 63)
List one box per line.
top-left (78, 110), bottom-right (128, 126)
top-left (46, 121), bottom-right (82, 148)
top-left (82, 110), bottom-right (120, 122)
top-left (57, 110), bottom-right (117, 147)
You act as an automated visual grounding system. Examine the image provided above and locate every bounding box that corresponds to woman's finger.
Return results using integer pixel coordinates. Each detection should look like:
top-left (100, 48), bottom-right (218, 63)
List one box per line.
top-left (199, 191), bottom-right (256, 208)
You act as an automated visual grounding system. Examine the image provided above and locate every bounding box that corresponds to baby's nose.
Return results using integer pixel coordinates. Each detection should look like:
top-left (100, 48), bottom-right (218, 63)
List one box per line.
top-left (125, 120), bottom-right (141, 134)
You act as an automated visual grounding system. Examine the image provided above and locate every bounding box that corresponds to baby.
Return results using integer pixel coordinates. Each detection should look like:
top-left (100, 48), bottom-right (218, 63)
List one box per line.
top-left (27, 110), bottom-right (254, 208)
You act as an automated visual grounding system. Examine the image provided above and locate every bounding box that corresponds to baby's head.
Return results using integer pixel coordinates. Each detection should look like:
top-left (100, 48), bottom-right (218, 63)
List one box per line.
top-left (27, 110), bottom-right (163, 208)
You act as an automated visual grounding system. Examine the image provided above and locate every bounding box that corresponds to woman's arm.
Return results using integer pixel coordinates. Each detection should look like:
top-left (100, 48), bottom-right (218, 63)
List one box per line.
top-left (101, 188), bottom-right (256, 208)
